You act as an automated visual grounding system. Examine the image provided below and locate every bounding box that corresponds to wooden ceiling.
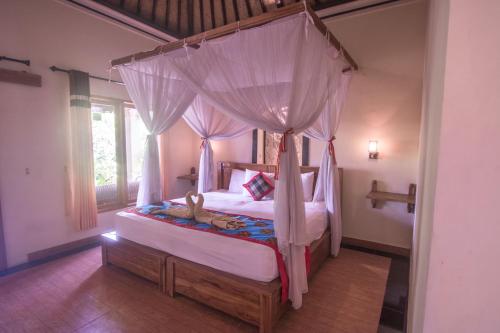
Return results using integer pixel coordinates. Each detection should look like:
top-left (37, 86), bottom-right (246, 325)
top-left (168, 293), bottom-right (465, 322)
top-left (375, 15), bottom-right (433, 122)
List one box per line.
top-left (92, 0), bottom-right (358, 39)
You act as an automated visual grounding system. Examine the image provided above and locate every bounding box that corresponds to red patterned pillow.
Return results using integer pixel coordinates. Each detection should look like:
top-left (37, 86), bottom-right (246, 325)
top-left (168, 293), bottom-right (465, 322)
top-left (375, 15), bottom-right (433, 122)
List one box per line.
top-left (243, 172), bottom-right (275, 201)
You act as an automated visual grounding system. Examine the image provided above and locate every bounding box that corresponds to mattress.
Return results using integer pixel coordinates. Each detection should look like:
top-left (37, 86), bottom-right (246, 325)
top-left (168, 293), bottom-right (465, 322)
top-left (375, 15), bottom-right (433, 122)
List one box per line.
top-left (115, 190), bottom-right (328, 282)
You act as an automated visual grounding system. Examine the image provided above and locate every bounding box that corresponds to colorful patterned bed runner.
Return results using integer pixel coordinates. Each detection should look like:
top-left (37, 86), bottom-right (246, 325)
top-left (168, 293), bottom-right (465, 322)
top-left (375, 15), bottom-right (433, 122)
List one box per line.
top-left (127, 201), bottom-right (296, 302)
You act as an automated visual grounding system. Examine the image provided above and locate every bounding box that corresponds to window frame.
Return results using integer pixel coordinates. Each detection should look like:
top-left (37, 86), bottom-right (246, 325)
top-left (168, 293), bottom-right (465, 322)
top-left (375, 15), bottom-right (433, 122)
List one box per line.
top-left (91, 96), bottom-right (138, 213)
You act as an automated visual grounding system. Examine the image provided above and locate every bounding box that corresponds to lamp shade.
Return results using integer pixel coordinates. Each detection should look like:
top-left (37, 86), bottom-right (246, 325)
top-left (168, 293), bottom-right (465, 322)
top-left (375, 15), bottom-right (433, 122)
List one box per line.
top-left (368, 140), bottom-right (378, 153)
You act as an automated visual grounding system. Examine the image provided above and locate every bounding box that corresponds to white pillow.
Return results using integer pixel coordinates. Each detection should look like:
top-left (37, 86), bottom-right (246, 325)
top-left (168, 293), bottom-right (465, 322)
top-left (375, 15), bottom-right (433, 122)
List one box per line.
top-left (228, 169), bottom-right (245, 193)
top-left (243, 169), bottom-right (275, 199)
top-left (301, 172), bottom-right (315, 202)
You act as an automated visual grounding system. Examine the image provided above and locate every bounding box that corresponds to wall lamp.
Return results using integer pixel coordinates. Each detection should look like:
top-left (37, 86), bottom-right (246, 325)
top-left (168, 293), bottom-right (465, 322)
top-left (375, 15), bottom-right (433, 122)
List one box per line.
top-left (368, 140), bottom-right (379, 159)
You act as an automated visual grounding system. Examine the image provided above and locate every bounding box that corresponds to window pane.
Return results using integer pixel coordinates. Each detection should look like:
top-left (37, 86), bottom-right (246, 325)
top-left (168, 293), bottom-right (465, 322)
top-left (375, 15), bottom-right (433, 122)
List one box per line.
top-left (124, 106), bottom-right (148, 202)
top-left (91, 103), bottom-right (118, 206)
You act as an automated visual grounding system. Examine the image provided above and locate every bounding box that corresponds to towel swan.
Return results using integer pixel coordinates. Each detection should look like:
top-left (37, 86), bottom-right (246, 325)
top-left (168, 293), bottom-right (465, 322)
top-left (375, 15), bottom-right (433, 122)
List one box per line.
top-left (150, 191), bottom-right (196, 219)
top-left (150, 192), bottom-right (245, 229)
top-left (193, 193), bottom-right (246, 230)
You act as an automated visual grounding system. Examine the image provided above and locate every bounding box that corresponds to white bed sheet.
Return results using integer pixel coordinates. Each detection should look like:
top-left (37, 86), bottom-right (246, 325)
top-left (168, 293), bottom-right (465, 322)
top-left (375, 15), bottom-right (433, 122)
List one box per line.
top-left (115, 190), bottom-right (328, 282)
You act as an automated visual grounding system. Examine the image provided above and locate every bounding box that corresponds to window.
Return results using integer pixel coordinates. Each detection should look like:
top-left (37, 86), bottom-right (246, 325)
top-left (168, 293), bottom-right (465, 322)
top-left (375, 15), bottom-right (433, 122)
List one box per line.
top-left (91, 98), bottom-right (148, 211)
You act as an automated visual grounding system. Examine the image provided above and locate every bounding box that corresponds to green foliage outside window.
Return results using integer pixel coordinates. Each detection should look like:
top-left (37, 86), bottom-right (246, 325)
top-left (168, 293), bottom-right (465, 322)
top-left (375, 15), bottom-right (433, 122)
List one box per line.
top-left (92, 106), bottom-right (117, 186)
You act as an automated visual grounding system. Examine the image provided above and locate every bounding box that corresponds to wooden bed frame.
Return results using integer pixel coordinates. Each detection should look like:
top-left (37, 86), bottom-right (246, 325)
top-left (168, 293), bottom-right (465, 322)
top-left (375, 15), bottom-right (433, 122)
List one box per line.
top-left (102, 161), bottom-right (342, 333)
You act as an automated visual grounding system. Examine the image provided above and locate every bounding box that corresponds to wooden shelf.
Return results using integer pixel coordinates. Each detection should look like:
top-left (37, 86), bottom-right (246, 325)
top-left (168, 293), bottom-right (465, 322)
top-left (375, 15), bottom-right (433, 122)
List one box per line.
top-left (0, 68), bottom-right (41, 87)
top-left (177, 168), bottom-right (198, 185)
top-left (366, 180), bottom-right (416, 213)
top-left (177, 174), bottom-right (198, 181)
top-left (177, 167), bottom-right (198, 185)
top-left (366, 191), bottom-right (415, 204)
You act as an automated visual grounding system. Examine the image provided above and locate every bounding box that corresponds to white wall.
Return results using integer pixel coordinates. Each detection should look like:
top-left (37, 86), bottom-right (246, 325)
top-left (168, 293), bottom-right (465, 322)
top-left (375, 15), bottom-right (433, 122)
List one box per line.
top-left (416, 0), bottom-right (500, 332)
top-left (214, 2), bottom-right (427, 249)
top-left (0, 0), bottom-right (197, 267)
top-left (212, 135), bottom-right (253, 165)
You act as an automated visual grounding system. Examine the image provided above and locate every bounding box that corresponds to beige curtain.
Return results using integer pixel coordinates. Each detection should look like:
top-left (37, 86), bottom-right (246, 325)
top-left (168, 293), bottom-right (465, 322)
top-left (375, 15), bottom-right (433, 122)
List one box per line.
top-left (65, 70), bottom-right (97, 230)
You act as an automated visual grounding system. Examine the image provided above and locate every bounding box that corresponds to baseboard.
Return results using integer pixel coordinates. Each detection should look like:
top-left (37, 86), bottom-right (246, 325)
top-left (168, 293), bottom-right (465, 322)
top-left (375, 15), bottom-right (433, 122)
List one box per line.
top-left (342, 237), bottom-right (410, 258)
top-left (28, 235), bottom-right (101, 262)
top-left (0, 235), bottom-right (101, 277)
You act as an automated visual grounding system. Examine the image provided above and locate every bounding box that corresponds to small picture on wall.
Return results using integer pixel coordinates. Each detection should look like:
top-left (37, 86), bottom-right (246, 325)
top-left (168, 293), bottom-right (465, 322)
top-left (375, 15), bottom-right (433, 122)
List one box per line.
top-left (252, 129), bottom-right (309, 166)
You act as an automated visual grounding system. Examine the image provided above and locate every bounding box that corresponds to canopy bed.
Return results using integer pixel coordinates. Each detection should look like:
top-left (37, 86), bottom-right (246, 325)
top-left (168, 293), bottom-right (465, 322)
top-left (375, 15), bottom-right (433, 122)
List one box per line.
top-left (104, 2), bottom-right (356, 332)
top-left (103, 161), bottom-right (342, 332)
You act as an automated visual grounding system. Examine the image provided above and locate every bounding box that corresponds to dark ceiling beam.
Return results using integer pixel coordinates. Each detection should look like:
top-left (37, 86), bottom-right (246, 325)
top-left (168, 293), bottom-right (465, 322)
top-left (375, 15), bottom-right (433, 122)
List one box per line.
top-left (221, 0), bottom-right (228, 25)
top-left (259, 0), bottom-right (267, 13)
top-left (209, 0), bottom-right (215, 28)
top-left (90, 0), bottom-right (184, 39)
top-left (199, 0), bottom-right (205, 32)
top-left (177, 0), bottom-right (181, 33)
top-left (245, 0), bottom-right (252, 16)
top-left (188, 0), bottom-right (194, 35)
top-left (232, 0), bottom-right (239, 21)
top-left (89, 0), bottom-right (364, 40)
top-left (151, 0), bottom-right (157, 22)
top-left (165, 0), bottom-right (170, 29)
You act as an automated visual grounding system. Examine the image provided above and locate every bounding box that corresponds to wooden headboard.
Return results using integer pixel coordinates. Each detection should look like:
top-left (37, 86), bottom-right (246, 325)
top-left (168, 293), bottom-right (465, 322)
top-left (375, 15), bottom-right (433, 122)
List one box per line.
top-left (216, 161), bottom-right (343, 194)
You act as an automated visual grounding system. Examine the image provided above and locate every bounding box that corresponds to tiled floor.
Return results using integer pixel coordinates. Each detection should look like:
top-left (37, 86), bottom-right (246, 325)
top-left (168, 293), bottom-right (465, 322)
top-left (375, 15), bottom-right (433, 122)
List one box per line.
top-left (0, 247), bottom-right (390, 332)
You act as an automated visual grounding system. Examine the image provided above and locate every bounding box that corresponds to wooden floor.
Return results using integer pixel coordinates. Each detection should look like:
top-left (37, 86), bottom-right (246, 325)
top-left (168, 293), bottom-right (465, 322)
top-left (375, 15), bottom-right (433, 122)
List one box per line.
top-left (0, 247), bottom-right (390, 333)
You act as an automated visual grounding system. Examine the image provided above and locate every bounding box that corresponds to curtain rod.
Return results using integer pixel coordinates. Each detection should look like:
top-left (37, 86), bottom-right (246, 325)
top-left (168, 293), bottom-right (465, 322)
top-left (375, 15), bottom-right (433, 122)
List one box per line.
top-left (50, 66), bottom-right (124, 85)
top-left (0, 56), bottom-right (30, 66)
top-left (110, 2), bottom-right (358, 71)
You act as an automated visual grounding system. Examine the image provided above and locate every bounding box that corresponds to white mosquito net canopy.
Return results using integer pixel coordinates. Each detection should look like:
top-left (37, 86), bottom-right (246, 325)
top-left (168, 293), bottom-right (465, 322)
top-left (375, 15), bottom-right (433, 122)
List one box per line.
top-left (117, 11), bottom-right (351, 309)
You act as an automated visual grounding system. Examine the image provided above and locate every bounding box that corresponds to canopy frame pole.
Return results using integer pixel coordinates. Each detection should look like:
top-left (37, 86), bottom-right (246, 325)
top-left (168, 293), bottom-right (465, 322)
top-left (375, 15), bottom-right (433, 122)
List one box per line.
top-left (110, 2), bottom-right (358, 70)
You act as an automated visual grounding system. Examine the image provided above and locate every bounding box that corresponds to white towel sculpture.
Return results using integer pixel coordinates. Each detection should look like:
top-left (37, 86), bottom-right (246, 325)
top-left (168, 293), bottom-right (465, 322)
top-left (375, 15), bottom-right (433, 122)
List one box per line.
top-left (150, 191), bottom-right (196, 219)
top-left (150, 192), bottom-right (245, 230)
top-left (193, 193), bottom-right (246, 230)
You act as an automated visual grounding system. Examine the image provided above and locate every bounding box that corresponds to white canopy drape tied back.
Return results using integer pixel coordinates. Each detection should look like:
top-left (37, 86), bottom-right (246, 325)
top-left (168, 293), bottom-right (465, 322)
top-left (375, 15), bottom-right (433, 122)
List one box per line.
top-left (118, 49), bottom-right (197, 206)
top-left (274, 128), bottom-right (294, 180)
top-left (328, 136), bottom-right (337, 165)
top-left (200, 137), bottom-right (209, 149)
top-left (305, 70), bottom-right (352, 256)
top-left (183, 96), bottom-right (252, 193)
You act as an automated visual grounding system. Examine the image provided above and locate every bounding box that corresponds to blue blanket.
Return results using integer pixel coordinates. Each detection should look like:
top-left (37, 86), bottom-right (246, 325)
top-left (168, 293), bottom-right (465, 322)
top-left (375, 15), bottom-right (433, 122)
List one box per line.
top-left (129, 201), bottom-right (277, 245)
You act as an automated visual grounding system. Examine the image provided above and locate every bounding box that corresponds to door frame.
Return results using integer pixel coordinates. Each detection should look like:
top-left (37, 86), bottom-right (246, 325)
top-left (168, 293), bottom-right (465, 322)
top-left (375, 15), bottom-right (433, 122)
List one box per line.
top-left (407, 0), bottom-right (449, 331)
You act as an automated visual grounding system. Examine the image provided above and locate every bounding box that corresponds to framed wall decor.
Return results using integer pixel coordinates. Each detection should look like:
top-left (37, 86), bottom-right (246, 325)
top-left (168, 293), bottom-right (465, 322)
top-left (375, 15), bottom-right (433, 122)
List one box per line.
top-left (251, 129), bottom-right (310, 166)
